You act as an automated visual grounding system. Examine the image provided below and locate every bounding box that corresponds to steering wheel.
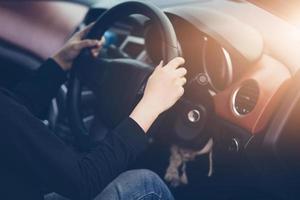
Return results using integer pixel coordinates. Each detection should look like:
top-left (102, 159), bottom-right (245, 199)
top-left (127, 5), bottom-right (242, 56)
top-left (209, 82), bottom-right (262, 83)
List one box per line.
top-left (68, 1), bottom-right (212, 150)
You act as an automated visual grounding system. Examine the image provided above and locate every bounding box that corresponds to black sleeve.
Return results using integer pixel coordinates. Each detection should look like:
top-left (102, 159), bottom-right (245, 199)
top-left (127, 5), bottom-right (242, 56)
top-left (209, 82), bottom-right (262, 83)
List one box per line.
top-left (0, 91), bottom-right (148, 200)
top-left (12, 59), bottom-right (67, 117)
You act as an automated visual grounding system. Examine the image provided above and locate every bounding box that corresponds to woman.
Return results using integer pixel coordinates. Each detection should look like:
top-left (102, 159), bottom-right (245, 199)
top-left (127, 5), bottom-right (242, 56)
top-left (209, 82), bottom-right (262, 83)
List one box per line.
top-left (0, 24), bottom-right (187, 200)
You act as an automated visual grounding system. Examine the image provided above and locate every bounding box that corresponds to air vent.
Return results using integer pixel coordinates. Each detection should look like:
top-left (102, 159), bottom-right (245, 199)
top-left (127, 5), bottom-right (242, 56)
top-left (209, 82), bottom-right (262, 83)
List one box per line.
top-left (233, 80), bottom-right (259, 116)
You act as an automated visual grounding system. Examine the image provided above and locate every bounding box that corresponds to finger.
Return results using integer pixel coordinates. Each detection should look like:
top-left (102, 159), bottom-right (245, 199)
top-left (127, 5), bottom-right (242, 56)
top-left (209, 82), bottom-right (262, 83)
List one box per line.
top-left (91, 48), bottom-right (102, 58)
top-left (178, 87), bottom-right (185, 97)
top-left (97, 39), bottom-right (105, 48)
top-left (99, 36), bottom-right (106, 45)
top-left (91, 49), bottom-right (99, 58)
top-left (92, 38), bottom-right (105, 51)
top-left (174, 67), bottom-right (187, 77)
top-left (165, 57), bottom-right (185, 70)
top-left (93, 41), bottom-right (104, 51)
top-left (176, 77), bottom-right (187, 86)
top-left (91, 40), bottom-right (105, 57)
top-left (93, 37), bottom-right (105, 48)
top-left (75, 39), bottom-right (98, 50)
top-left (91, 46), bottom-right (101, 54)
top-left (76, 22), bottom-right (96, 38)
top-left (156, 60), bottom-right (164, 69)
top-left (92, 52), bottom-right (99, 58)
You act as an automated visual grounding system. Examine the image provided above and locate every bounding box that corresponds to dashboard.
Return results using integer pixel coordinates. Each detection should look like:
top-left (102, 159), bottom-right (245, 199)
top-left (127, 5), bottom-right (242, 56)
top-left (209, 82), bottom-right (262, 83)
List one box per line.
top-left (86, 10), bottom-right (291, 139)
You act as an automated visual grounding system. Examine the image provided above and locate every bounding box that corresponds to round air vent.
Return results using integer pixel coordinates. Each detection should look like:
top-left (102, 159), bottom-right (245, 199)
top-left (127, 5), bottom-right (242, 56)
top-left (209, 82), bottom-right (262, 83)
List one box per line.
top-left (232, 80), bottom-right (259, 116)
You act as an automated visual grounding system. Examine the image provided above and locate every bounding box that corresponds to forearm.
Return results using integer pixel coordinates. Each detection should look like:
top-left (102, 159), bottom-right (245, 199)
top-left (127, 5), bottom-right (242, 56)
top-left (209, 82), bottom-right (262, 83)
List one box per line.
top-left (77, 118), bottom-right (148, 199)
top-left (129, 99), bottom-right (160, 133)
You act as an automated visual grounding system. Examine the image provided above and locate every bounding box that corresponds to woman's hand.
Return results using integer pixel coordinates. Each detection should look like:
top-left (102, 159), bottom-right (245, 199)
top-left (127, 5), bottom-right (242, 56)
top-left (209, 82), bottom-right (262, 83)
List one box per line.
top-left (53, 23), bottom-right (105, 71)
top-left (130, 57), bottom-right (187, 133)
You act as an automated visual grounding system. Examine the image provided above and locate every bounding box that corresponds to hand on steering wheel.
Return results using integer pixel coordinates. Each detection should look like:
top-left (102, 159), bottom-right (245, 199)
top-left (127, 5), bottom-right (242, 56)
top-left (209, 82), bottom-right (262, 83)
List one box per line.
top-left (130, 57), bottom-right (187, 132)
top-left (53, 23), bottom-right (105, 70)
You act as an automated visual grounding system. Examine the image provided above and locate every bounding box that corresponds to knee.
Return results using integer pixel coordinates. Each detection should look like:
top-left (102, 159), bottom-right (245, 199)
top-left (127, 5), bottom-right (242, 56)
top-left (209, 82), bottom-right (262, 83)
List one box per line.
top-left (113, 169), bottom-right (173, 199)
top-left (119, 169), bottom-right (161, 184)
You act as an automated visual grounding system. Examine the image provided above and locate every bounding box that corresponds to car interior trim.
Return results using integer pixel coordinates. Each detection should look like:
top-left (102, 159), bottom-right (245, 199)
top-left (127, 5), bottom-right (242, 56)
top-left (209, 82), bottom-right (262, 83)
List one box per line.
top-left (213, 55), bottom-right (291, 134)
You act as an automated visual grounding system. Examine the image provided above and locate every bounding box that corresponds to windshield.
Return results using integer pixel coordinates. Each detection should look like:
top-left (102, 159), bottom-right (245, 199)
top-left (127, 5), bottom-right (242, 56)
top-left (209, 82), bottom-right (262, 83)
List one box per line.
top-left (76, 0), bottom-right (300, 27)
top-left (248, 0), bottom-right (300, 27)
top-left (78, 0), bottom-right (204, 7)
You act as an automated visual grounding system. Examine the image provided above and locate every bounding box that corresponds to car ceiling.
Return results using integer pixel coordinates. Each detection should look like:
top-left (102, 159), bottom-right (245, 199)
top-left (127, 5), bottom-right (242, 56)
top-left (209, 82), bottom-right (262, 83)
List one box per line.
top-left (0, 2), bottom-right (88, 59)
top-left (92, 0), bottom-right (208, 8)
top-left (248, 0), bottom-right (300, 27)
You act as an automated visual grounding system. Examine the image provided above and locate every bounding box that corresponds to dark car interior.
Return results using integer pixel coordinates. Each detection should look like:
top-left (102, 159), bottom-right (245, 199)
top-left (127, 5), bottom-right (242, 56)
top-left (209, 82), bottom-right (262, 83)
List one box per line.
top-left (1, 0), bottom-right (300, 199)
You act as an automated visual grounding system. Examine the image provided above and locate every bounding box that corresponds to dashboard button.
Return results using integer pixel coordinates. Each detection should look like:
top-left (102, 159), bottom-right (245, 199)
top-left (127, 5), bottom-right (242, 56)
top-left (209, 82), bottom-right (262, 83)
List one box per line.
top-left (187, 109), bottom-right (201, 123)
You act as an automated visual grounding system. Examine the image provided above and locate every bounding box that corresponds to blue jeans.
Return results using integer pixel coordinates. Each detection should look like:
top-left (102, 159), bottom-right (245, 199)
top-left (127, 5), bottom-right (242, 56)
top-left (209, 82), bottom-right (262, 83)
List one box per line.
top-left (94, 169), bottom-right (174, 200)
top-left (45, 169), bottom-right (174, 200)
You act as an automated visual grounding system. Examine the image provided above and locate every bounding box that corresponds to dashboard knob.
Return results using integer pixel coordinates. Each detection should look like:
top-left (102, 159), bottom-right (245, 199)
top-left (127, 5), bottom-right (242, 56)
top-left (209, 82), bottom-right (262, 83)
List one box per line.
top-left (196, 73), bottom-right (209, 85)
top-left (187, 109), bottom-right (201, 123)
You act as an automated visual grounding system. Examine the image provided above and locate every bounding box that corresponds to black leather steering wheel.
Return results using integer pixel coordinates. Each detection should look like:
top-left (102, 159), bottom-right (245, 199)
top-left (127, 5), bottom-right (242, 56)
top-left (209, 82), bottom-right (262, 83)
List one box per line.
top-left (67, 1), bottom-right (181, 150)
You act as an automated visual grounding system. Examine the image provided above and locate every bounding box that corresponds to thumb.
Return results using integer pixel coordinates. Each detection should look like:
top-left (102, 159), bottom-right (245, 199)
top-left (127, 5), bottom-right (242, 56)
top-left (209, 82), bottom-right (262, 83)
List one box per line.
top-left (156, 60), bottom-right (164, 69)
top-left (75, 39), bottom-right (98, 50)
top-left (76, 22), bottom-right (95, 38)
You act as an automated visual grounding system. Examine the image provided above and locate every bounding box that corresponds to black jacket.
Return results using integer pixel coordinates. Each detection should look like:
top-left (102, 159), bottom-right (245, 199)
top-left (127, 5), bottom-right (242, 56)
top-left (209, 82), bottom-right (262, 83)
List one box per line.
top-left (0, 59), bottom-right (148, 200)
